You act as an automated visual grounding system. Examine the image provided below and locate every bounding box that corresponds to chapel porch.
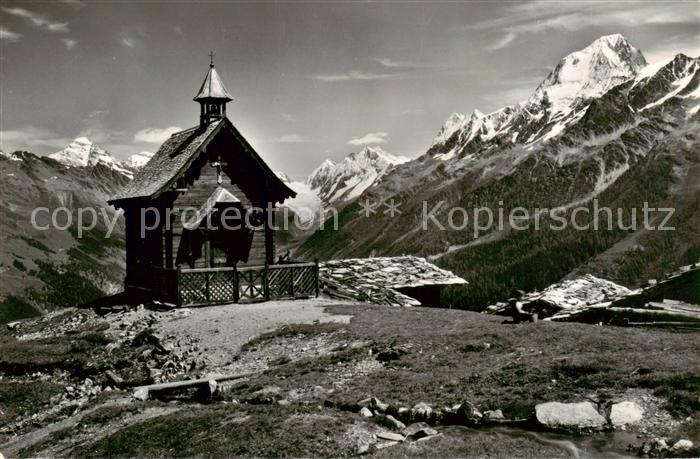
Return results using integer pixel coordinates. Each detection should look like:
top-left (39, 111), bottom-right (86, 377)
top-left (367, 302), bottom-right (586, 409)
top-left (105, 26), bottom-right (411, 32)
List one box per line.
top-left (150, 261), bottom-right (320, 307)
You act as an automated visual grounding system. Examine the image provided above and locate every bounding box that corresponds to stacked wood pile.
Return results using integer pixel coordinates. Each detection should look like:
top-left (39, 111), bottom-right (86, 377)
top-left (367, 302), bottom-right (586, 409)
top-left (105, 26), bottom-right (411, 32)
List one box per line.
top-left (319, 256), bottom-right (468, 307)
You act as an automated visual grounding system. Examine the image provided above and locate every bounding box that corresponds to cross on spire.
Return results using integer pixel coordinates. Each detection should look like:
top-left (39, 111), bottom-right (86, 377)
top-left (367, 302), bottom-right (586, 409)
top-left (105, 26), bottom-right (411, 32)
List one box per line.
top-left (209, 51), bottom-right (215, 67)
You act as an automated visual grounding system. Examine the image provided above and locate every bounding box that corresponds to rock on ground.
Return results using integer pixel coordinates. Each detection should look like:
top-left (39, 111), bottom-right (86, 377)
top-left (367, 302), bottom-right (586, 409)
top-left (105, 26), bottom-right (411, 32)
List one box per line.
top-left (535, 401), bottom-right (606, 431)
top-left (403, 422), bottom-right (438, 440)
top-left (610, 401), bottom-right (644, 427)
top-left (671, 439), bottom-right (694, 453)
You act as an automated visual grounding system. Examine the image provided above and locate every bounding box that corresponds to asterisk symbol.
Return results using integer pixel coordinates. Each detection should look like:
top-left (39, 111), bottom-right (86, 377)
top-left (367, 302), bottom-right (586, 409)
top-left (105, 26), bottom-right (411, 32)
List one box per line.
top-left (358, 198), bottom-right (378, 217)
top-left (383, 199), bottom-right (402, 217)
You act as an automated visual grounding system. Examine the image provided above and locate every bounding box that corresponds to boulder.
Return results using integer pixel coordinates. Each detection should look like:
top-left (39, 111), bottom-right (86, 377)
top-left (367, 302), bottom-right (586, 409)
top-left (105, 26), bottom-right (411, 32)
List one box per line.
top-left (245, 386), bottom-right (282, 404)
top-left (376, 431), bottom-right (405, 442)
top-left (403, 422), bottom-right (438, 440)
top-left (448, 401), bottom-right (482, 425)
top-left (484, 409), bottom-right (505, 421)
top-left (359, 407), bottom-right (373, 418)
top-left (535, 401), bottom-right (606, 431)
top-left (383, 414), bottom-right (406, 430)
top-left (369, 397), bottom-right (389, 413)
top-left (375, 440), bottom-right (399, 450)
top-left (641, 438), bottom-right (669, 456)
top-left (609, 401), bottom-right (643, 427)
top-left (133, 388), bottom-right (149, 401)
top-left (105, 370), bottom-right (124, 387)
top-left (671, 439), bottom-right (693, 453)
top-left (410, 402), bottom-right (433, 421)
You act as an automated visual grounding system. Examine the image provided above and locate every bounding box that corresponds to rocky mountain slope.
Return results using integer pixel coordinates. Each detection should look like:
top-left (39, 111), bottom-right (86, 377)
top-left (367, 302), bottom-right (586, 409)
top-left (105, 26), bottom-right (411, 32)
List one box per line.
top-left (299, 35), bottom-right (700, 309)
top-left (49, 137), bottom-right (147, 179)
top-left (0, 141), bottom-right (139, 323)
top-left (306, 146), bottom-right (409, 205)
top-left (276, 147), bottom-right (409, 252)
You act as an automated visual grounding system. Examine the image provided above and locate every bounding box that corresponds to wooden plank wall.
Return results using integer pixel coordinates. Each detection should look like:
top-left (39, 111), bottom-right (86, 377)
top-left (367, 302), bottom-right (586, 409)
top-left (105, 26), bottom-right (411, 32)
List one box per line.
top-left (166, 151), bottom-right (271, 268)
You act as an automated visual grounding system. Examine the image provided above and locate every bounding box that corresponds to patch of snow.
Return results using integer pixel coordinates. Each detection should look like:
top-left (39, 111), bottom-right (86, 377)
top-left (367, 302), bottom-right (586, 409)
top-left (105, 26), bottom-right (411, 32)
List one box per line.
top-left (527, 34), bottom-right (647, 117)
top-left (0, 150), bottom-right (22, 161)
top-left (640, 70), bottom-right (697, 111)
top-left (430, 112), bottom-right (466, 147)
top-left (49, 137), bottom-right (133, 178)
top-left (125, 151), bottom-right (154, 168)
top-left (306, 146), bottom-right (409, 205)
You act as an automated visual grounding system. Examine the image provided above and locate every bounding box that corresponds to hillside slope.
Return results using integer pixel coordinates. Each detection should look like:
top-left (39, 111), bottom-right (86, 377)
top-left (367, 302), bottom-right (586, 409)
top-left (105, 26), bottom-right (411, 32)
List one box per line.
top-left (299, 36), bottom-right (700, 308)
top-left (0, 150), bottom-right (130, 322)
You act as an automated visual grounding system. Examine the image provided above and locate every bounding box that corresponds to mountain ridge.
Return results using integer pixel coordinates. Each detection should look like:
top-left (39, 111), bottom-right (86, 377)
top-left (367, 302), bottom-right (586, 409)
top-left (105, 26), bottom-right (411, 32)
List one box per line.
top-left (298, 35), bottom-right (700, 308)
top-left (48, 137), bottom-right (152, 179)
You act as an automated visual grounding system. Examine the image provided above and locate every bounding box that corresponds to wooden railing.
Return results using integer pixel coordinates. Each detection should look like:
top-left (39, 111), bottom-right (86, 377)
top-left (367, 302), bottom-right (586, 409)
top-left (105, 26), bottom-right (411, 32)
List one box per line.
top-left (172, 261), bottom-right (319, 306)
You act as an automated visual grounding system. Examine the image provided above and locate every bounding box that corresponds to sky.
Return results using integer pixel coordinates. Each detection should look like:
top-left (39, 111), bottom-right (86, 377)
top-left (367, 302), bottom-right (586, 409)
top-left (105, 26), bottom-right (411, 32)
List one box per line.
top-left (1, 1), bottom-right (698, 180)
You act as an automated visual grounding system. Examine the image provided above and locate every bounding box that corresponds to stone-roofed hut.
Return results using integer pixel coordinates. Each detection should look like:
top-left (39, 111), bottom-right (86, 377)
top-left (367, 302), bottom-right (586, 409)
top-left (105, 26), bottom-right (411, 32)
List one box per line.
top-left (109, 59), bottom-right (302, 304)
top-left (320, 256), bottom-right (468, 307)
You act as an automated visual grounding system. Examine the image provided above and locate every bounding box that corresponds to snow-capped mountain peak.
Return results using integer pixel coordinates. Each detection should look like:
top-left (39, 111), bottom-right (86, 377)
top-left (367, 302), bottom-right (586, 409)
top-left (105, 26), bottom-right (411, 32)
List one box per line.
top-left (305, 146), bottom-right (410, 205)
top-left (348, 146), bottom-right (410, 167)
top-left (49, 137), bottom-right (137, 178)
top-left (125, 151), bottom-right (154, 169)
top-left (428, 34), bottom-right (652, 158)
top-left (49, 137), bottom-right (104, 168)
top-left (529, 34), bottom-right (647, 116)
top-left (431, 112), bottom-right (467, 147)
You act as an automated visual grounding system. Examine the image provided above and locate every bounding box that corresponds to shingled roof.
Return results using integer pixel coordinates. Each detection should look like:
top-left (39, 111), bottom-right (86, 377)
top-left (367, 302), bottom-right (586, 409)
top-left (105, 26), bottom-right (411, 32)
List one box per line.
top-left (320, 256), bottom-right (468, 307)
top-left (109, 118), bottom-right (295, 204)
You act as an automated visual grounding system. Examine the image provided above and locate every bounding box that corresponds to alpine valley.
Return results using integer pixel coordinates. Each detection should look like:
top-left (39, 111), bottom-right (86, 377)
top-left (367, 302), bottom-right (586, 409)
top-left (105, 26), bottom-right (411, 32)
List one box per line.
top-left (1, 34), bottom-right (699, 316)
top-left (0, 142), bottom-right (148, 322)
top-left (297, 34), bottom-right (700, 308)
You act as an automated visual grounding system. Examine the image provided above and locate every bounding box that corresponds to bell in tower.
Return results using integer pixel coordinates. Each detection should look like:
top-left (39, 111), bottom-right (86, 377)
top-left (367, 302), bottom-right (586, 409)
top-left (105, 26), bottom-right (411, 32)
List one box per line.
top-left (194, 52), bottom-right (234, 128)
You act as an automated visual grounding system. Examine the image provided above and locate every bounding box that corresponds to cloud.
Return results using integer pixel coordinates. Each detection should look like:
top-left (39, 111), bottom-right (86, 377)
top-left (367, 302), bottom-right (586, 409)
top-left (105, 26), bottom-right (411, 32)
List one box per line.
top-left (348, 132), bottom-right (389, 146)
top-left (314, 71), bottom-right (401, 82)
top-left (0, 126), bottom-right (71, 153)
top-left (134, 126), bottom-right (183, 144)
top-left (120, 36), bottom-right (136, 48)
top-left (281, 113), bottom-right (295, 121)
top-left (270, 134), bottom-right (305, 143)
top-left (488, 32), bottom-right (516, 51)
top-left (62, 38), bottom-right (77, 49)
top-left (644, 33), bottom-right (700, 65)
top-left (2, 7), bottom-right (70, 33)
top-left (0, 26), bottom-right (21, 42)
top-left (375, 57), bottom-right (429, 69)
top-left (47, 22), bottom-right (69, 33)
top-left (88, 109), bottom-right (108, 119)
top-left (456, 1), bottom-right (699, 51)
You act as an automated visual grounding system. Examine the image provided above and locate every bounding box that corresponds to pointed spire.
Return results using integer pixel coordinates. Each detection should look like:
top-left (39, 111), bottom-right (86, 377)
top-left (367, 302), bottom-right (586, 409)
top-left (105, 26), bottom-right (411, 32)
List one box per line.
top-left (194, 53), bottom-right (233, 127)
top-left (194, 65), bottom-right (233, 102)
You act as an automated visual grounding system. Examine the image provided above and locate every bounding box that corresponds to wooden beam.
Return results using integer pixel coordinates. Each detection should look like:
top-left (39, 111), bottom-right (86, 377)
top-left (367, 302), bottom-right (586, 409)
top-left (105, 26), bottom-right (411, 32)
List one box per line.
top-left (133, 371), bottom-right (257, 396)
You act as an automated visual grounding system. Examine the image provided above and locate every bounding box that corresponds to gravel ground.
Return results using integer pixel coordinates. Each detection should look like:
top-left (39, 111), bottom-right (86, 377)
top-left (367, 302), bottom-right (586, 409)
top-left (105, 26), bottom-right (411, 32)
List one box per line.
top-left (148, 297), bottom-right (355, 373)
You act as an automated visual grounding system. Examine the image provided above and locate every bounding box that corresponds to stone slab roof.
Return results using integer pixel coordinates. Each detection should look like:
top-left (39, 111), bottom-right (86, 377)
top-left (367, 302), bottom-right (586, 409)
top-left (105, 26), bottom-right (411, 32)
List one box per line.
top-left (320, 256), bottom-right (467, 307)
